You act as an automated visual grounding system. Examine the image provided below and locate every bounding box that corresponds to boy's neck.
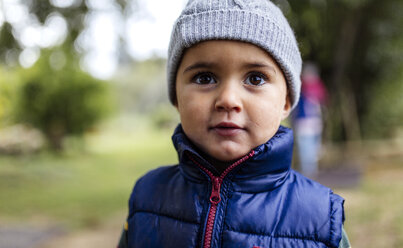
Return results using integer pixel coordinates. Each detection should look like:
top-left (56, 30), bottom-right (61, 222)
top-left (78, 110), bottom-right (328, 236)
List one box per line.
top-left (192, 144), bottom-right (234, 174)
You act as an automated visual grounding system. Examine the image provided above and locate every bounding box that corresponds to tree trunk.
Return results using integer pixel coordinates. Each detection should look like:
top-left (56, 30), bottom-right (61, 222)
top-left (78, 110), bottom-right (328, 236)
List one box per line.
top-left (46, 122), bottom-right (65, 151)
top-left (331, 8), bottom-right (362, 142)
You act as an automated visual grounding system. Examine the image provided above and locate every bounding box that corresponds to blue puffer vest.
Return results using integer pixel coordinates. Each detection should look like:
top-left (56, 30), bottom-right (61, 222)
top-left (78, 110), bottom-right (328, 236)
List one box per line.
top-left (126, 125), bottom-right (344, 248)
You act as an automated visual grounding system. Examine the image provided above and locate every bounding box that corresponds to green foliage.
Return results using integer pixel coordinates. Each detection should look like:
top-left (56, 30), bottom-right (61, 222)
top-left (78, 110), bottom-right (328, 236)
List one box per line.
top-left (362, 70), bottom-right (403, 138)
top-left (0, 22), bottom-right (20, 64)
top-left (14, 50), bottom-right (113, 150)
top-left (0, 67), bottom-right (19, 127)
top-left (0, 1), bottom-right (128, 63)
top-left (280, 0), bottom-right (403, 140)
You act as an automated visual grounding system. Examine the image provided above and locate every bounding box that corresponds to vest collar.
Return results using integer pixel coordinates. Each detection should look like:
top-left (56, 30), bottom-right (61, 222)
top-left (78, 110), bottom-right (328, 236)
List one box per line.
top-left (172, 124), bottom-right (294, 192)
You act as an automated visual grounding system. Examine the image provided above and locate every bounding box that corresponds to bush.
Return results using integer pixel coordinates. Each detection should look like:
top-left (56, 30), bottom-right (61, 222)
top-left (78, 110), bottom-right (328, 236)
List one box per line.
top-left (14, 51), bottom-right (112, 150)
top-left (0, 67), bottom-right (19, 127)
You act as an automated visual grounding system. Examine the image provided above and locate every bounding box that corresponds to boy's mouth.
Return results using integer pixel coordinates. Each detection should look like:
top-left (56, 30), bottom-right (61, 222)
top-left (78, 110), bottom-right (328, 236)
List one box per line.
top-left (211, 122), bottom-right (244, 136)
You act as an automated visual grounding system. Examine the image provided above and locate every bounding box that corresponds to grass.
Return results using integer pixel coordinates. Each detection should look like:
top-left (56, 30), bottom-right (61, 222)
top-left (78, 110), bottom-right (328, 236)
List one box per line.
top-left (0, 117), bottom-right (177, 229)
top-left (0, 117), bottom-right (402, 247)
top-left (336, 157), bottom-right (403, 248)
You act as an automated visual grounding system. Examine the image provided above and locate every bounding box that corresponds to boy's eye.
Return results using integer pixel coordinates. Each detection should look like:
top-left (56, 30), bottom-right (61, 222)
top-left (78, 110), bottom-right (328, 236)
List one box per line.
top-left (192, 73), bottom-right (216, 85)
top-left (244, 73), bottom-right (267, 86)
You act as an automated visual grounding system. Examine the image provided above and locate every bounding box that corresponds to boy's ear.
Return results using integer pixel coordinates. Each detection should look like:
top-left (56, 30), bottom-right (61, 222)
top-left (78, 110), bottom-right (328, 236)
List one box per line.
top-left (281, 93), bottom-right (292, 120)
top-left (173, 99), bottom-right (179, 111)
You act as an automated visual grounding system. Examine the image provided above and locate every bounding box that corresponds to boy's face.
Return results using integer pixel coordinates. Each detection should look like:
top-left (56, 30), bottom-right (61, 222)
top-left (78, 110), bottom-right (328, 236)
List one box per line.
top-left (175, 40), bottom-right (291, 162)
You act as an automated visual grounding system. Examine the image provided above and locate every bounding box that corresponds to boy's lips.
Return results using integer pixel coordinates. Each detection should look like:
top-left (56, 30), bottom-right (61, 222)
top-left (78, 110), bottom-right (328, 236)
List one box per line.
top-left (210, 122), bottom-right (245, 136)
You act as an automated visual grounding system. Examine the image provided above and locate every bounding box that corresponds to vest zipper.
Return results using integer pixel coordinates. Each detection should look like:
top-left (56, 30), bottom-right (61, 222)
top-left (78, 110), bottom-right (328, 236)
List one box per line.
top-left (188, 150), bottom-right (255, 248)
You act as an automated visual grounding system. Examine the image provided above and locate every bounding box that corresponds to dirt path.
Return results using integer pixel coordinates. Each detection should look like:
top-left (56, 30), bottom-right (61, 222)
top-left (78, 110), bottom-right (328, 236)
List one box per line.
top-left (38, 218), bottom-right (123, 248)
top-left (0, 215), bottom-right (123, 248)
top-left (0, 225), bottom-right (62, 248)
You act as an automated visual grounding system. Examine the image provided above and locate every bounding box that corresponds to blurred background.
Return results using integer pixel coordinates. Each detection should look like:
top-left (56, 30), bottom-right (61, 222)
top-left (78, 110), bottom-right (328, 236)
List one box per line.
top-left (0, 0), bottom-right (402, 247)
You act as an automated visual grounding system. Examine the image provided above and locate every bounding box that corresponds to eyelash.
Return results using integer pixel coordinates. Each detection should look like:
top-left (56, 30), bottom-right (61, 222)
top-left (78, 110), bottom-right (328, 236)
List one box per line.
top-left (244, 72), bottom-right (269, 86)
top-left (191, 71), bottom-right (216, 85)
top-left (190, 71), bottom-right (270, 86)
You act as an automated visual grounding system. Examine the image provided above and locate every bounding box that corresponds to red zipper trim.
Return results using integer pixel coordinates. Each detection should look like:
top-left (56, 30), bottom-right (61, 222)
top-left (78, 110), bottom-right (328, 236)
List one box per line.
top-left (188, 150), bottom-right (255, 248)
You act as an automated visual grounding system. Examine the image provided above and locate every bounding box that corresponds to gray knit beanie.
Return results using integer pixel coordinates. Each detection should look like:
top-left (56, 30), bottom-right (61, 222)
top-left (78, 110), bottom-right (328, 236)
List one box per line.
top-left (167, 0), bottom-right (302, 109)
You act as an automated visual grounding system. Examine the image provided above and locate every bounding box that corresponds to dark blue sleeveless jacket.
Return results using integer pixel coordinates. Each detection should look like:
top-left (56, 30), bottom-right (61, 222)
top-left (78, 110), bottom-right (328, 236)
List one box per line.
top-left (126, 125), bottom-right (344, 248)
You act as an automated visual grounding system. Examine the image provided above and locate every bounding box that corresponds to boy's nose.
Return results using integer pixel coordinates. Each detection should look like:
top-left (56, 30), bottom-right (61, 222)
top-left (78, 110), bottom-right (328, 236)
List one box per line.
top-left (214, 81), bottom-right (242, 113)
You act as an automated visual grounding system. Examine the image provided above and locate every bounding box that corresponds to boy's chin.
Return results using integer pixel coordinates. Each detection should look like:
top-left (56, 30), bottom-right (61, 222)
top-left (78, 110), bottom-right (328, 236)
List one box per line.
top-left (208, 148), bottom-right (251, 163)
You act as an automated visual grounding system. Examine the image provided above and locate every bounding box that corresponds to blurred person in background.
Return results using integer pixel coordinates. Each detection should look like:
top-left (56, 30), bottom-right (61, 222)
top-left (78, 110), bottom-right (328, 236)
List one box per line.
top-left (293, 62), bottom-right (328, 177)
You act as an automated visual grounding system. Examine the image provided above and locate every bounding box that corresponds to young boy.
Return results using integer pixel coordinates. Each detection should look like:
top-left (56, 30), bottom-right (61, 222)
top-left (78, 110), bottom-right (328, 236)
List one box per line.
top-left (118, 0), bottom-right (350, 247)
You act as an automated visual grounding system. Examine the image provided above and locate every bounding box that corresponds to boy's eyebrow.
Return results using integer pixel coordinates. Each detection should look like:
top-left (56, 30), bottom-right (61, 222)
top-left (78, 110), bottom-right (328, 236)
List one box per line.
top-left (182, 62), bottom-right (277, 75)
top-left (183, 62), bottom-right (216, 73)
top-left (244, 63), bottom-right (277, 75)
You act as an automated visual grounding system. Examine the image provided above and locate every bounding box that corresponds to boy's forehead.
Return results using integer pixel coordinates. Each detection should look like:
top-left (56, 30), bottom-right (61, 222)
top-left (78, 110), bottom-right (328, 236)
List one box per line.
top-left (181, 40), bottom-right (279, 68)
top-left (179, 40), bottom-right (281, 77)
top-left (186, 40), bottom-right (270, 56)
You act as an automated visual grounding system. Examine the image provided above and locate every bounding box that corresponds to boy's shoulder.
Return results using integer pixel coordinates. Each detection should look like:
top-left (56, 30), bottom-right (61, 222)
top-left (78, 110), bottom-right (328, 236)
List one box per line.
top-left (132, 164), bottom-right (180, 191)
top-left (285, 170), bottom-right (345, 231)
top-left (128, 164), bottom-right (179, 214)
top-left (128, 164), bottom-right (204, 221)
top-left (289, 169), bottom-right (326, 186)
top-left (261, 170), bottom-right (344, 246)
top-left (287, 169), bottom-right (344, 203)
